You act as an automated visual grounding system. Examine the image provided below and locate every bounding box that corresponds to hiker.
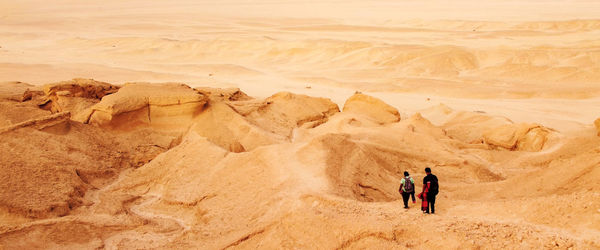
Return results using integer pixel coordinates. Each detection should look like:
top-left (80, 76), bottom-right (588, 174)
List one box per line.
top-left (398, 171), bottom-right (416, 209)
top-left (421, 167), bottom-right (439, 214)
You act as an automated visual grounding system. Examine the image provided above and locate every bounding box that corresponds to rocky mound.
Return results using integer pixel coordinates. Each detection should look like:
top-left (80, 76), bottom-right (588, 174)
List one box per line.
top-left (85, 83), bottom-right (208, 130)
top-left (195, 87), bottom-right (252, 102)
top-left (229, 92), bottom-right (340, 137)
top-left (483, 123), bottom-right (551, 151)
top-left (436, 110), bottom-right (513, 144)
top-left (342, 93), bottom-right (401, 124)
top-left (0, 82), bottom-right (50, 127)
top-left (0, 112), bottom-right (71, 134)
top-left (38, 78), bottom-right (119, 122)
top-left (421, 104), bottom-right (553, 151)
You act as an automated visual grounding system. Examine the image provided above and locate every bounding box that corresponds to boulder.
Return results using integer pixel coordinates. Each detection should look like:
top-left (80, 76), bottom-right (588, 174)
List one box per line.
top-left (342, 93), bottom-right (401, 124)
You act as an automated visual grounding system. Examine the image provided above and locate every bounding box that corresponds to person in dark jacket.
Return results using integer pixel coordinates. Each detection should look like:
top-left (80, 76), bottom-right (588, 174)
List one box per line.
top-left (422, 167), bottom-right (439, 214)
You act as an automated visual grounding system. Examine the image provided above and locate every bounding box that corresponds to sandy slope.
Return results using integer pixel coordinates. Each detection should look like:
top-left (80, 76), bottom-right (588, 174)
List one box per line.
top-left (0, 80), bottom-right (599, 249)
top-left (0, 0), bottom-right (600, 249)
top-left (1, 0), bottom-right (600, 133)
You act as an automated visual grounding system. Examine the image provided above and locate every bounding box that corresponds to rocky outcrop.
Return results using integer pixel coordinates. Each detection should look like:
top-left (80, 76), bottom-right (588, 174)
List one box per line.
top-left (595, 118), bottom-right (600, 136)
top-left (41, 78), bottom-right (118, 101)
top-left (36, 78), bottom-right (120, 123)
top-left (421, 104), bottom-right (553, 151)
top-left (483, 123), bottom-right (550, 151)
top-left (0, 82), bottom-right (52, 127)
top-left (0, 81), bottom-right (40, 102)
top-left (440, 111), bottom-right (513, 144)
top-left (195, 87), bottom-right (252, 102)
top-left (228, 92), bottom-right (340, 137)
top-left (85, 83), bottom-right (208, 130)
top-left (0, 112), bottom-right (71, 134)
top-left (38, 78), bottom-right (119, 112)
top-left (342, 93), bottom-right (401, 124)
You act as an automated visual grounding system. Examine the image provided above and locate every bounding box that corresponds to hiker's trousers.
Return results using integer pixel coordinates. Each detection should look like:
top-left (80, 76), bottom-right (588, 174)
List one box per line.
top-left (426, 193), bottom-right (436, 213)
top-left (401, 191), bottom-right (415, 207)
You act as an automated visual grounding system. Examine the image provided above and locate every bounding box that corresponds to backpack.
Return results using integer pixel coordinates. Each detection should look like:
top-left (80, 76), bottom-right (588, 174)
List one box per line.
top-left (403, 177), bottom-right (414, 193)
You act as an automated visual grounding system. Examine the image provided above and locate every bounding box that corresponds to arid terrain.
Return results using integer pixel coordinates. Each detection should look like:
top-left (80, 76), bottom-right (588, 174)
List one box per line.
top-left (1, 0), bottom-right (600, 249)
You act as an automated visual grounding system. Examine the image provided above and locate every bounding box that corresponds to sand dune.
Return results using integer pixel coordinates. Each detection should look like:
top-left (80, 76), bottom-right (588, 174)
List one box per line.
top-left (2, 1), bottom-right (600, 102)
top-left (1, 0), bottom-right (599, 249)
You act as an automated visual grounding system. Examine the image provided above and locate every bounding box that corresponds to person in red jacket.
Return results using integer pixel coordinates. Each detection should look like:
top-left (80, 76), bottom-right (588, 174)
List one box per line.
top-left (422, 167), bottom-right (439, 214)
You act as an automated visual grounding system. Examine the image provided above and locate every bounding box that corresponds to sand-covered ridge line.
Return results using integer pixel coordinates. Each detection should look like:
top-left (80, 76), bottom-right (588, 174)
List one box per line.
top-left (0, 79), bottom-right (599, 249)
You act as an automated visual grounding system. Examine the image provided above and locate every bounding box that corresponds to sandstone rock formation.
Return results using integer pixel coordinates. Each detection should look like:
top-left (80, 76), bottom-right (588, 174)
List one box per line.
top-left (86, 83), bottom-right (208, 130)
top-left (38, 78), bottom-right (119, 122)
top-left (229, 92), bottom-right (340, 137)
top-left (0, 82), bottom-right (50, 127)
top-left (595, 118), bottom-right (600, 136)
top-left (421, 104), bottom-right (552, 151)
top-left (0, 112), bottom-right (71, 134)
top-left (483, 123), bottom-right (550, 151)
top-left (342, 93), bottom-right (401, 124)
top-left (195, 87), bottom-right (252, 102)
top-left (438, 110), bottom-right (513, 144)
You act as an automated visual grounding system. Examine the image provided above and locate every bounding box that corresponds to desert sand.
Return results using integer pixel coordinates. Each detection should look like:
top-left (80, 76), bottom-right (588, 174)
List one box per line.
top-left (1, 0), bottom-right (600, 249)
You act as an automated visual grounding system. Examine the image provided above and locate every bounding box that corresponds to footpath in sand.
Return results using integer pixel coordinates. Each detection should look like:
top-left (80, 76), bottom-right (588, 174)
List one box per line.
top-left (0, 79), bottom-right (599, 249)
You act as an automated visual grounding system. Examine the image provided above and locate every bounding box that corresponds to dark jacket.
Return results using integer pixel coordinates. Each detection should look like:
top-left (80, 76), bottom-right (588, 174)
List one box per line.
top-left (423, 174), bottom-right (439, 195)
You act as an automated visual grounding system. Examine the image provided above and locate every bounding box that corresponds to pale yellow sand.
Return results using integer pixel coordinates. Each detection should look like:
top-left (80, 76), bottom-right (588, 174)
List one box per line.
top-left (1, 1), bottom-right (600, 249)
